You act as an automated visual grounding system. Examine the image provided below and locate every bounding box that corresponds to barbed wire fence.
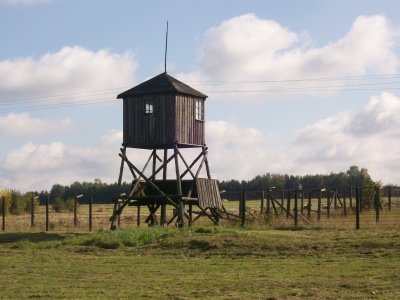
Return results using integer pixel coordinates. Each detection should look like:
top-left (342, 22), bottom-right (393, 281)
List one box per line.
top-left (1, 186), bottom-right (400, 231)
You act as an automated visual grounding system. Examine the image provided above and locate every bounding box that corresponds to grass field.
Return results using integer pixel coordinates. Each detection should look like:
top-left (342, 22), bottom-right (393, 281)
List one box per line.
top-left (1, 226), bottom-right (400, 299)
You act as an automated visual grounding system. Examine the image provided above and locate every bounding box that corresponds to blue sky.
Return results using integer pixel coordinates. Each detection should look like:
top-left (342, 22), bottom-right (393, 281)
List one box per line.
top-left (2, 0), bottom-right (400, 191)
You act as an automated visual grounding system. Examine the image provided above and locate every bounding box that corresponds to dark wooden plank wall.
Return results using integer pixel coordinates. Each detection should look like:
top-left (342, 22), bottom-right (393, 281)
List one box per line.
top-left (123, 95), bottom-right (175, 147)
top-left (196, 178), bottom-right (221, 208)
top-left (123, 94), bottom-right (205, 148)
top-left (175, 96), bottom-right (205, 146)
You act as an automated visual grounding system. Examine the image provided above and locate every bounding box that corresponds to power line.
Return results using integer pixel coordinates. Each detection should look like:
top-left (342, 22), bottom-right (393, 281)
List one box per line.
top-left (1, 73), bottom-right (400, 114)
top-left (0, 98), bottom-right (118, 114)
top-left (186, 73), bottom-right (400, 84)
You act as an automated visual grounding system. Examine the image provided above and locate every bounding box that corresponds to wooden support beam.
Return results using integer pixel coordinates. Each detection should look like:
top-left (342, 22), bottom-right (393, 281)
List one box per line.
top-left (219, 204), bottom-right (232, 222)
top-left (145, 204), bottom-right (160, 226)
top-left (128, 150), bottom-right (153, 197)
top-left (173, 142), bottom-right (185, 228)
top-left (270, 195), bottom-right (279, 218)
top-left (203, 146), bottom-right (211, 179)
top-left (161, 149), bottom-right (168, 226)
top-left (117, 146), bottom-right (127, 190)
top-left (118, 153), bottom-right (179, 210)
top-left (175, 147), bottom-right (196, 179)
top-left (180, 147), bottom-right (208, 178)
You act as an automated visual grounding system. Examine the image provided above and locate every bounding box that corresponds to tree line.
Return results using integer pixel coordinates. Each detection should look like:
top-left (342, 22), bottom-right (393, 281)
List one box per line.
top-left (218, 166), bottom-right (379, 191)
top-left (0, 165), bottom-right (389, 215)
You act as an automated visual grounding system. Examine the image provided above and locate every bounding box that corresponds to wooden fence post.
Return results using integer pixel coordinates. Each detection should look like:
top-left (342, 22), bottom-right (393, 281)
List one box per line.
top-left (343, 188), bottom-right (347, 217)
top-left (46, 195), bottom-right (49, 231)
top-left (188, 204), bottom-right (193, 227)
top-left (266, 190), bottom-right (270, 220)
top-left (349, 186), bottom-right (353, 208)
top-left (261, 190), bottom-right (265, 213)
top-left (300, 189), bottom-right (304, 215)
top-left (117, 202), bottom-right (121, 228)
top-left (241, 189), bottom-right (246, 227)
top-left (333, 187), bottom-right (337, 209)
top-left (307, 188), bottom-right (312, 220)
top-left (317, 189), bottom-right (323, 221)
top-left (2, 196), bottom-right (5, 231)
top-left (137, 205), bottom-right (141, 227)
top-left (355, 186), bottom-right (360, 230)
top-left (31, 195), bottom-right (34, 228)
top-left (294, 189), bottom-right (298, 227)
top-left (75, 194), bottom-right (83, 227)
top-left (327, 188), bottom-right (330, 218)
top-left (375, 186), bottom-right (380, 224)
top-left (74, 197), bottom-right (77, 226)
top-left (286, 189), bottom-right (291, 219)
top-left (89, 193), bottom-right (93, 232)
top-left (388, 185), bottom-right (392, 211)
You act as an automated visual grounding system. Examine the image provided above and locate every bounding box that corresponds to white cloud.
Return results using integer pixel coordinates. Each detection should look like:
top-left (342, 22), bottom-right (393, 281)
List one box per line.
top-left (0, 113), bottom-right (78, 136)
top-left (3, 92), bottom-right (400, 191)
top-left (0, 46), bottom-right (138, 101)
top-left (0, 130), bottom-right (123, 191)
top-left (181, 14), bottom-right (400, 102)
top-left (289, 92), bottom-right (400, 183)
top-left (205, 92), bottom-right (400, 184)
top-left (350, 92), bottom-right (400, 136)
top-left (206, 121), bottom-right (277, 180)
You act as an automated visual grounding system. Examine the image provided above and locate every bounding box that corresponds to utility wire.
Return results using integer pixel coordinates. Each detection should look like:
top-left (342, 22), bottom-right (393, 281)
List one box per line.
top-left (1, 73), bottom-right (400, 114)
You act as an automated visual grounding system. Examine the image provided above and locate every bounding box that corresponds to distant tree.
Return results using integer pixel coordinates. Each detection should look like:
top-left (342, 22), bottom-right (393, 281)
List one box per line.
top-left (0, 189), bottom-right (12, 215)
top-left (50, 184), bottom-right (66, 200)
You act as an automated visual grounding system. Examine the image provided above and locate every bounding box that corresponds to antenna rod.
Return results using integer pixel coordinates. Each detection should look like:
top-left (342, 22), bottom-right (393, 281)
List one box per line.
top-left (164, 21), bottom-right (168, 73)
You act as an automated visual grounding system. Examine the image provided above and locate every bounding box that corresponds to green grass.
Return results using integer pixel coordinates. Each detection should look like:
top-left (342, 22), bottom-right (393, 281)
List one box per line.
top-left (1, 227), bottom-right (400, 299)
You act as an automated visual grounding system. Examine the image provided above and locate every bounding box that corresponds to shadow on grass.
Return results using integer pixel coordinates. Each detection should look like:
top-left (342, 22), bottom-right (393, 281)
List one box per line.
top-left (0, 232), bottom-right (78, 244)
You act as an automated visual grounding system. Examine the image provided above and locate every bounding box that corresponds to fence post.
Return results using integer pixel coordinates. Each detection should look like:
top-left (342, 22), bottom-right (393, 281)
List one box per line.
top-left (2, 196), bottom-right (5, 231)
top-left (294, 189), bottom-right (298, 227)
top-left (117, 202), bottom-right (121, 228)
top-left (388, 185), bottom-right (391, 211)
top-left (241, 189), bottom-right (246, 227)
top-left (355, 186), bottom-right (360, 230)
top-left (74, 194), bottom-right (83, 227)
top-left (307, 188), bottom-right (312, 220)
top-left (188, 204), bottom-right (193, 226)
top-left (349, 186), bottom-right (353, 208)
top-left (300, 189), bottom-right (304, 215)
top-left (343, 187), bottom-right (347, 217)
top-left (31, 195), bottom-right (35, 228)
top-left (46, 195), bottom-right (49, 231)
top-left (286, 189), bottom-right (291, 219)
top-left (327, 188), bottom-right (330, 218)
top-left (160, 204), bottom-right (167, 227)
top-left (261, 190), bottom-right (265, 213)
top-left (137, 205), bottom-right (141, 226)
top-left (74, 196), bottom-right (77, 226)
top-left (89, 193), bottom-right (93, 232)
top-left (375, 186), bottom-right (380, 224)
top-left (265, 190), bottom-right (270, 220)
top-left (317, 189), bottom-right (324, 221)
top-left (333, 187), bottom-right (337, 209)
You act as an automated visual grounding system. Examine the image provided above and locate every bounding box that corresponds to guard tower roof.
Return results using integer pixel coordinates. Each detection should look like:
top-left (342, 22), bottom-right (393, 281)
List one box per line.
top-left (117, 72), bottom-right (208, 99)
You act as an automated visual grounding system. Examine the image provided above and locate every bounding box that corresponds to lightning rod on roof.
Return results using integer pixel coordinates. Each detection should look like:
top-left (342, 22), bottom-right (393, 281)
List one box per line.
top-left (164, 21), bottom-right (168, 73)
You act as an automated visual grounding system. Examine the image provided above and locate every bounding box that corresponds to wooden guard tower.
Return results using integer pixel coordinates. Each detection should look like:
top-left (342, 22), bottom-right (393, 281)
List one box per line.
top-left (109, 72), bottom-right (221, 229)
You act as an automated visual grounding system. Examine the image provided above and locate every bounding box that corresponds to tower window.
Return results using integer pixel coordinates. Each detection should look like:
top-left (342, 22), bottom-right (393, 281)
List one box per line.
top-left (145, 103), bottom-right (154, 114)
top-left (195, 100), bottom-right (204, 121)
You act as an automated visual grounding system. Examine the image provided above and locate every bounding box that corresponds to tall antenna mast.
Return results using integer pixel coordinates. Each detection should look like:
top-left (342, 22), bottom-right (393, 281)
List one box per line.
top-left (164, 21), bottom-right (168, 73)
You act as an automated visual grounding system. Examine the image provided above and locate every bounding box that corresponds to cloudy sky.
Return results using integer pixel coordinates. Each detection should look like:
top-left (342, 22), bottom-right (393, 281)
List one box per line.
top-left (2, 0), bottom-right (400, 191)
